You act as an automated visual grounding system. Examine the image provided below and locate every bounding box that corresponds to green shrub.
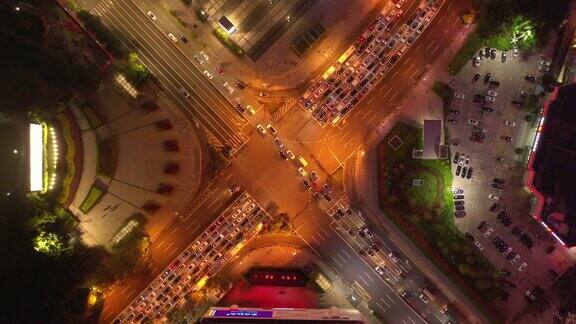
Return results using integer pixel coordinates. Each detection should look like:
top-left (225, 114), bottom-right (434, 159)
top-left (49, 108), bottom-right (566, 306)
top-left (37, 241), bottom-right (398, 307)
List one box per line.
top-left (212, 27), bottom-right (244, 57)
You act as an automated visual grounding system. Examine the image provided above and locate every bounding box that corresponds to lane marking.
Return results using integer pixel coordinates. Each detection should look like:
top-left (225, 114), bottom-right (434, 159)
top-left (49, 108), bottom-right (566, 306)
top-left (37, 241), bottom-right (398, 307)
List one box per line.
top-left (163, 241), bottom-right (174, 253)
top-left (156, 239), bottom-right (166, 249)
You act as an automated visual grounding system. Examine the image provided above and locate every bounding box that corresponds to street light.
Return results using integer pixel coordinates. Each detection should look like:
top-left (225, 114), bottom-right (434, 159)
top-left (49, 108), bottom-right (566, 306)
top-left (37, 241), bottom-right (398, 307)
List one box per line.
top-left (15, 6), bottom-right (20, 11)
top-left (12, 149), bottom-right (18, 154)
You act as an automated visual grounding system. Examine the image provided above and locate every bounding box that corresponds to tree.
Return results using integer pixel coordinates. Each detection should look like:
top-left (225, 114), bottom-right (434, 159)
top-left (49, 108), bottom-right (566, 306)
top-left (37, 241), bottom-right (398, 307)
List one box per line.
top-left (33, 231), bottom-right (66, 256)
top-left (124, 53), bottom-right (150, 87)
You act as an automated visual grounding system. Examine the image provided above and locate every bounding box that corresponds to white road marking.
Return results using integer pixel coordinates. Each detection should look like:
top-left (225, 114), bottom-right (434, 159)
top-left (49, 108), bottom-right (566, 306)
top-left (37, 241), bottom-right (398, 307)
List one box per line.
top-left (385, 292), bottom-right (395, 304)
top-left (156, 239), bottom-right (166, 249)
top-left (364, 271), bottom-right (374, 282)
top-left (163, 241), bottom-right (174, 252)
top-left (341, 249), bottom-right (352, 259)
top-left (407, 314), bottom-right (417, 324)
top-left (331, 256), bottom-right (343, 267)
top-left (170, 226), bottom-right (179, 235)
top-left (380, 296), bottom-right (391, 308)
top-left (358, 274), bottom-right (370, 286)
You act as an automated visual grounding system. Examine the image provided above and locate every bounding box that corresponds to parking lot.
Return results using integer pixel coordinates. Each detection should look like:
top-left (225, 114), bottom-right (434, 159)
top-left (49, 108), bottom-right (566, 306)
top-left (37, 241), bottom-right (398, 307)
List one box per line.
top-left (115, 192), bottom-right (271, 323)
top-left (446, 47), bottom-right (567, 315)
top-left (298, 0), bottom-right (441, 127)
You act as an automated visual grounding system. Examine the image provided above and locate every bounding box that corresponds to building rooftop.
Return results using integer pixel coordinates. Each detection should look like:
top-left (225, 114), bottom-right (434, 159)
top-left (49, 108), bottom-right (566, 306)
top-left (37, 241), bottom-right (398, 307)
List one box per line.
top-left (530, 83), bottom-right (576, 246)
top-left (422, 119), bottom-right (442, 159)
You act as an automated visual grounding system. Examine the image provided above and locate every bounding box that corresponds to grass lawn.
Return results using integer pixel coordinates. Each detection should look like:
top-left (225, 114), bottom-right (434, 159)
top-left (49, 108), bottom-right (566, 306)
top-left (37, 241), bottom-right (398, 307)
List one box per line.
top-left (377, 122), bottom-right (503, 321)
top-left (448, 31), bottom-right (482, 75)
top-left (407, 171), bottom-right (438, 208)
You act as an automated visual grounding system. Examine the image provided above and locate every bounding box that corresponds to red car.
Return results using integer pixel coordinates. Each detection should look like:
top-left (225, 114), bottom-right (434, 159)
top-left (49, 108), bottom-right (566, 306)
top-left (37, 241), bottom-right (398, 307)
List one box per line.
top-left (215, 65), bottom-right (224, 75)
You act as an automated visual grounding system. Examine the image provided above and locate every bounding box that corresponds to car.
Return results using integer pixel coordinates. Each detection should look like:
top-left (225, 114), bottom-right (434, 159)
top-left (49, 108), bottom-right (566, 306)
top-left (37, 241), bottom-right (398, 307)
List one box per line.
top-left (473, 56), bottom-right (480, 67)
top-left (489, 194), bottom-right (500, 200)
top-left (449, 109), bottom-right (461, 115)
top-left (387, 252), bottom-right (399, 263)
top-left (477, 221), bottom-right (486, 230)
top-left (215, 65), bottom-right (224, 75)
top-left (492, 178), bottom-right (505, 184)
top-left (455, 165), bottom-right (462, 176)
top-left (246, 105), bottom-right (256, 115)
top-left (512, 254), bottom-right (521, 264)
top-left (235, 81), bottom-right (246, 89)
top-left (286, 150), bottom-right (296, 160)
top-left (256, 124), bottom-right (266, 135)
top-left (524, 74), bottom-right (536, 83)
top-left (465, 232), bottom-right (475, 241)
top-left (259, 92), bottom-right (269, 97)
top-left (236, 104), bottom-right (246, 113)
top-left (301, 179), bottom-right (311, 189)
top-left (419, 293), bottom-right (430, 303)
top-left (357, 248), bottom-right (366, 256)
top-left (453, 187), bottom-right (464, 195)
top-left (504, 120), bottom-right (516, 126)
top-left (455, 211), bottom-right (466, 218)
top-left (447, 118), bottom-right (456, 125)
top-left (484, 227), bottom-right (494, 238)
top-left (486, 96), bottom-right (496, 102)
top-left (179, 88), bottom-right (190, 98)
top-left (492, 182), bottom-right (504, 189)
top-left (466, 168), bottom-right (473, 179)
top-left (168, 33), bottom-right (178, 43)
top-left (199, 50), bottom-right (209, 61)
top-left (501, 51), bottom-right (507, 63)
top-left (472, 73), bottom-right (481, 82)
top-left (518, 262), bottom-right (528, 271)
top-left (274, 137), bottom-right (283, 148)
top-left (363, 227), bottom-right (373, 237)
top-left (479, 49), bottom-right (485, 59)
top-left (375, 266), bottom-right (385, 275)
top-left (484, 73), bottom-right (491, 84)
top-left (453, 194), bottom-right (464, 200)
top-left (454, 92), bottom-right (465, 99)
top-left (482, 106), bottom-right (493, 112)
top-left (468, 119), bottom-right (479, 125)
top-left (475, 241), bottom-right (484, 250)
top-left (513, 47), bottom-right (518, 58)
top-left (504, 136), bottom-right (513, 142)
top-left (193, 55), bottom-right (203, 64)
top-left (454, 200), bottom-right (464, 206)
top-left (490, 48), bottom-right (496, 59)
top-left (371, 243), bottom-right (380, 252)
top-left (266, 124), bottom-right (278, 135)
top-left (357, 228), bottom-right (366, 237)
top-left (298, 167), bottom-right (308, 177)
top-left (503, 247), bottom-right (513, 256)
top-left (203, 70), bottom-right (213, 79)
top-left (147, 11), bottom-right (157, 21)
top-left (488, 90), bottom-right (498, 97)
top-left (279, 151), bottom-right (288, 160)
top-left (347, 228), bottom-right (355, 237)
top-left (179, 35), bottom-right (189, 44)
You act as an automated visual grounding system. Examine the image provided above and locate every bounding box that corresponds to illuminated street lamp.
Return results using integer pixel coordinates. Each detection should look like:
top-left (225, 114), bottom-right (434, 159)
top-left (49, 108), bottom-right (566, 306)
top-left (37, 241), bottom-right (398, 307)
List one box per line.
top-left (15, 6), bottom-right (20, 11)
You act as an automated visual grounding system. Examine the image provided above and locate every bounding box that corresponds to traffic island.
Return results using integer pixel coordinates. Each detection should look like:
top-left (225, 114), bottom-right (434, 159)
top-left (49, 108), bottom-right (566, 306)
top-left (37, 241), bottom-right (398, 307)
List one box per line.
top-left (376, 121), bottom-right (504, 322)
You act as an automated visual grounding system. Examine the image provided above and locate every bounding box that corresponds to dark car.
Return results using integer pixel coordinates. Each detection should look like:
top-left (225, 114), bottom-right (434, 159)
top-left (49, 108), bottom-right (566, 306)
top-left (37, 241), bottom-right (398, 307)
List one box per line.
top-left (179, 35), bottom-right (189, 44)
top-left (492, 182), bottom-right (504, 189)
top-left (357, 248), bottom-right (366, 256)
top-left (279, 151), bottom-right (288, 160)
top-left (482, 106), bottom-right (494, 112)
top-left (371, 243), bottom-right (380, 252)
top-left (484, 73), bottom-right (491, 84)
top-left (236, 104), bottom-right (245, 113)
top-left (492, 178), bottom-right (505, 184)
top-left (455, 165), bottom-right (462, 176)
top-left (489, 203), bottom-right (501, 212)
top-left (465, 232), bottom-right (475, 241)
top-left (453, 152), bottom-right (460, 164)
top-left (302, 179), bottom-right (311, 189)
top-left (472, 73), bottom-right (481, 83)
top-left (235, 81), bottom-right (246, 89)
top-left (490, 48), bottom-right (496, 59)
top-left (466, 167), bottom-right (473, 179)
top-left (524, 75), bottom-right (536, 83)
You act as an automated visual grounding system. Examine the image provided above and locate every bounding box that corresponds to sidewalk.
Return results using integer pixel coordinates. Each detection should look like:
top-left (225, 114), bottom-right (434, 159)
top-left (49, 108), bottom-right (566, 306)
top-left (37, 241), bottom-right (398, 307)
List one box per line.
top-left (161, 0), bottom-right (385, 93)
top-left (344, 26), bottom-right (495, 323)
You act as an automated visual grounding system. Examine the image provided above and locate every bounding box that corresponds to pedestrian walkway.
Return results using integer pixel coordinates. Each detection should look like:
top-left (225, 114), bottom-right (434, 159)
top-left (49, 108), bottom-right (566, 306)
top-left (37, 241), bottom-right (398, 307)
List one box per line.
top-left (66, 83), bottom-right (203, 249)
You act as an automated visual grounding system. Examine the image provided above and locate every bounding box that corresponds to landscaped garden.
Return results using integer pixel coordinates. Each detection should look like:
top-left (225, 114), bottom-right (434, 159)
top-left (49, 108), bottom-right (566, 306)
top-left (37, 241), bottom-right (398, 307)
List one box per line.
top-left (377, 122), bottom-right (503, 320)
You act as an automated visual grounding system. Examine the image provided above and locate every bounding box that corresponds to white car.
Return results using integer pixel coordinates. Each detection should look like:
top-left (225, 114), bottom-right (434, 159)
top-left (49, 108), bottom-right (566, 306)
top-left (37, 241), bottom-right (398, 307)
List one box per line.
top-left (487, 90), bottom-right (498, 97)
top-left (419, 293), bottom-right (430, 303)
top-left (375, 266), bottom-right (385, 276)
top-left (484, 227), bottom-right (494, 238)
top-left (387, 252), bottom-right (399, 263)
top-left (298, 167), bottom-right (308, 177)
top-left (504, 120), bottom-right (516, 126)
top-left (179, 88), bottom-right (190, 98)
top-left (518, 262), bottom-right (528, 271)
top-left (203, 70), bottom-right (213, 80)
top-left (256, 124), bottom-right (266, 135)
top-left (503, 247), bottom-right (513, 256)
top-left (200, 51), bottom-right (209, 61)
top-left (286, 150), bottom-right (296, 160)
top-left (168, 33), bottom-right (178, 43)
top-left (468, 119), bottom-right (479, 125)
top-left (147, 11), bottom-right (157, 21)
top-left (274, 137), bottom-right (283, 148)
top-left (474, 241), bottom-right (484, 250)
top-left (488, 194), bottom-right (500, 200)
top-left (473, 56), bottom-right (480, 67)
top-left (513, 48), bottom-right (518, 58)
top-left (485, 96), bottom-right (496, 102)
top-left (454, 92), bottom-right (465, 99)
top-left (246, 105), bottom-right (256, 115)
top-left (193, 55), bottom-right (203, 64)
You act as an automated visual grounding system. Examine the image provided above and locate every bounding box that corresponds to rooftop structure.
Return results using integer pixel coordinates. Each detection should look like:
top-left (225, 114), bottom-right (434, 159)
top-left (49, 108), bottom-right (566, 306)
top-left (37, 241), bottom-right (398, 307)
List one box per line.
top-left (422, 119), bottom-right (442, 159)
top-left (201, 306), bottom-right (366, 323)
top-left (527, 84), bottom-right (576, 246)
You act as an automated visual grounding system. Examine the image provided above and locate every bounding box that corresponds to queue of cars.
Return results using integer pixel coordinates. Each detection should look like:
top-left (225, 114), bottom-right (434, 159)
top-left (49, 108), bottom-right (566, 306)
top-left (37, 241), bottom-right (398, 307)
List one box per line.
top-left (115, 193), bottom-right (270, 323)
top-left (299, 0), bottom-right (440, 126)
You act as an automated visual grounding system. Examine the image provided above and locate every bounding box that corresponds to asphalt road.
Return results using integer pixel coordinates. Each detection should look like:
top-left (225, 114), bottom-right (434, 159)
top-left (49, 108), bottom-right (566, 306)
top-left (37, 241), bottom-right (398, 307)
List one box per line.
top-left (83, 0), bottom-right (248, 151)
top-left (83, 0), bottom-right (478, 322)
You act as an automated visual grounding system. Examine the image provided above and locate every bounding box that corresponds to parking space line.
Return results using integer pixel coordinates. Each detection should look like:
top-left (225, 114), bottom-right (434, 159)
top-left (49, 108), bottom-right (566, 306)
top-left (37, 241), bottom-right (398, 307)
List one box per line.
top-left (163, 242), bottom-right (174, 253)
top-left (331, 256), bottom-right (343, 267)
top-left (406, 315), bottom-right (417, 324)
top-left (156, 239), bottom-right (166, 249)
top-left (376, 301), bottom-right (388, 312)
top-left (342, 249), bottom-right (352, 259)
top-left (364, 271), bottom-right (374, 282)
top-left (385, 292), bottom-right (395, 304)
top-left (358, 274), bottom-right (370, 286)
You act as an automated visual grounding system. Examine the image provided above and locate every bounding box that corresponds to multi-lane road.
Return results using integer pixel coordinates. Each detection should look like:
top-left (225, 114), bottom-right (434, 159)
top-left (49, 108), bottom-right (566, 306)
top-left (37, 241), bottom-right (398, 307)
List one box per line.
top-left (82, 0), bottom-right (478, 322)
top-left (84, 0), bottom-right (247, 151)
